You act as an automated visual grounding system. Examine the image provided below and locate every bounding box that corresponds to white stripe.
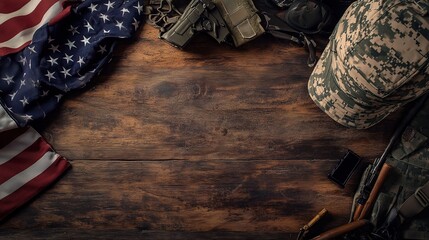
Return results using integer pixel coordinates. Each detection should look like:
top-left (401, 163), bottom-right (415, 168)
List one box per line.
top-left (0, 104), bottom-right (18, 133)
top-left (0, 127), bottom-right (40, 165)
top-left (0, 1), bottom-right (63, 49)
top-left (0, 151), bottom-right (59, 200)
top-left (0, 0), bottom-right (42, 25)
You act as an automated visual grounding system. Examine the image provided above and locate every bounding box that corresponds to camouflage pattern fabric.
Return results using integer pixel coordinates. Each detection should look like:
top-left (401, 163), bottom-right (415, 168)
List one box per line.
top-left (308, 0), bottom-right (429, 129)
top-left (351, 98), bottom-right (429, 239)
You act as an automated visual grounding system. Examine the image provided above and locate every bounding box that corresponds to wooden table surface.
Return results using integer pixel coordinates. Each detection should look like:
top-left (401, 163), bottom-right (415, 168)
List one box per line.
top-left (0, 24), bottom-right (401, 239)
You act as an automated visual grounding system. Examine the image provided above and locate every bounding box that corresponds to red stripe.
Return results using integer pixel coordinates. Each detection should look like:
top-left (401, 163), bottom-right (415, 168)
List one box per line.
top-left (0, 0), bottom-right (59, 43)
top-left (0, 156), bottom-right (70, 220)
top-left (0, 40), bottom-right (31, 56)
top-left (0, 0), bottom-right (31, 14)
top-left (0, 138), bottom-right (50, 183)
top-left (0, 128), bottom-right (28, 149)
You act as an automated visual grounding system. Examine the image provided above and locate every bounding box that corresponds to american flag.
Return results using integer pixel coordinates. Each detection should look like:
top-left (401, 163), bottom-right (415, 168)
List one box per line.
top-left (0, 127), bottom-right (70, 220)
top-left (0, 0), bottom-right (144, 220)
top-left (0, 0), bottom-right (71, 56)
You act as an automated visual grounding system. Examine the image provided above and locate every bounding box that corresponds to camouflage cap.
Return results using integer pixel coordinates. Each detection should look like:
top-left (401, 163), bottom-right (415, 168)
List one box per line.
top-left (308, 0), bottom-right (429, 129)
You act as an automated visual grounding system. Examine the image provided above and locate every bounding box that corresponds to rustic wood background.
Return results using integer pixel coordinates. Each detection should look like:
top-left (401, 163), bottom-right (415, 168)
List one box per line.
top-left (0, 22), bottom-right (401, 239)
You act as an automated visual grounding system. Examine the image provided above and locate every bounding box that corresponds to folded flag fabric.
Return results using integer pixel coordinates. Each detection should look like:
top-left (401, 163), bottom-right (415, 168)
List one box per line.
top-left (0, 0), bottom-right (72, 56)
top-left (0, 102), bottom-right (17, 133)
top-left (0, 127), bottom-right (70, 221)
top-left (0, 0), bottom-right (144, 220)
top-left (0, 0), bottom-right (144, 128)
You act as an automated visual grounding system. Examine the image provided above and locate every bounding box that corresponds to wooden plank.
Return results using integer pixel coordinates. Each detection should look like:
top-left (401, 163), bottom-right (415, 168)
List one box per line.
top-left (0, 229), bottom-right (294, 240)
top-left (1, 159), bottom-right (359, 237)
top-left (41, 27), bottom-right (399, 161)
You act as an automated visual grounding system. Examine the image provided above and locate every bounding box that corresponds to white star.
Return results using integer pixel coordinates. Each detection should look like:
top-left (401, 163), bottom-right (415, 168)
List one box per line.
top-left (45, 70), bottom-right (56, 81)
top-left (98, 45), bottom-right (107, 54)
top-left (103, 29), bottom-right (111, 34)
top-left (18, 56), bottom-right (27, 65)
top-left (22, 114), bottom-right (33, 121)
top-left (63, 53), bottom-right (74, 64)
top-left (88, 3), bottom-right (98, 12)
top-left (84, 20), bottom-right (94, 32)
top-left (77, 56), bottom-right (86, 67)
top-left (49, 44), bottom-right (60, 53)
top-left (32, 79), bottom-right (40, 87)
top-left (99, 13), bottom-right (109, 23)
top-left (20, 79), bottom-right (26, 88)
top-left (64, 84), bottom-right (71, 92)
top-left (55, 94), bottom-right (63, 102)
top-left (47, 56), bottom-right (58, 66)
top-left (81, 35), bottom-right (91, 46)
top-left (134, 1), bottom-right (143, 15)
top-left (2, 75), bottom-right (14, 85)
top-left (115, 20), bottom-right (125, 30)
top-left (104, 1), bottom-right (115, 11)
top-left (65, 40), bottom-right (77, 50)
top-left (121, 7), bottom-right (130, 16)
top-left (68, 25), bottom-right (80, 35)
top-left (28, 59), bottom-right (32, 69)
top-left (60, 67), bottom-right (72, 78)
top-left (28, 46), bottom-right (37, 53)
top-left (9, 91), bottom-right (17, 101)
top-left (41, 90), bottom-right (49, 97)
top-left (48, 36), bottom-right (55, 43)
top-left (132, 17), bottom-right (140, 31)
top-left (20, 96), bottom-right (29, 107)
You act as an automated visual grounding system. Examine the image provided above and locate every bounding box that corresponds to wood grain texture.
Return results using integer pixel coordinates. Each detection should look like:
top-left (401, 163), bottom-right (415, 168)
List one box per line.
top-left (2, 160), bottom-right (358, 239)
top-left (41, 27), bottom-right (398, 161)
top-left (0, 230), bottom-right (294, 240)
top-left (1, 19), bottom-right (400, 239)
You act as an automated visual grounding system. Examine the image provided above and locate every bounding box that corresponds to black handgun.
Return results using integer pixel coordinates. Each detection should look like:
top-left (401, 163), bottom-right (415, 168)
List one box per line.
top-left (160, 0), bottom-right (230, 48)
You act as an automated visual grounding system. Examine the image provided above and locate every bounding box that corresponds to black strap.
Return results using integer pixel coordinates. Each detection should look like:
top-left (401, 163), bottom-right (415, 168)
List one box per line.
top-left (261, 12), bottom-right (317, 67)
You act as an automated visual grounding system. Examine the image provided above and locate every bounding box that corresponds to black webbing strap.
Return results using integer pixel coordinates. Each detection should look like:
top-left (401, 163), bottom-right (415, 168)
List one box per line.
top-left (260, 12), bottom-right (317, 67)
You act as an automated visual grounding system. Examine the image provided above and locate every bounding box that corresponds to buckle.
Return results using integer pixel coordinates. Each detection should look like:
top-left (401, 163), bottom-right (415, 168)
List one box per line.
top-left (415, 185), bottom-right (429, 208)
top-left (411, 0), bottom-right (429, 16)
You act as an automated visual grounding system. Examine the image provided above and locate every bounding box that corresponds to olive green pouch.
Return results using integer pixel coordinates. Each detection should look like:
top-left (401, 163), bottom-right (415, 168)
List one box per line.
top-left (213, 0), bottom-right (265, 47)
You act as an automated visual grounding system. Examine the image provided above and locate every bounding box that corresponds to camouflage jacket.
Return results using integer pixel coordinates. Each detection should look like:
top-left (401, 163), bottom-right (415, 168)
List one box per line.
top-left (351, 99), bottom-right (429, 239)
